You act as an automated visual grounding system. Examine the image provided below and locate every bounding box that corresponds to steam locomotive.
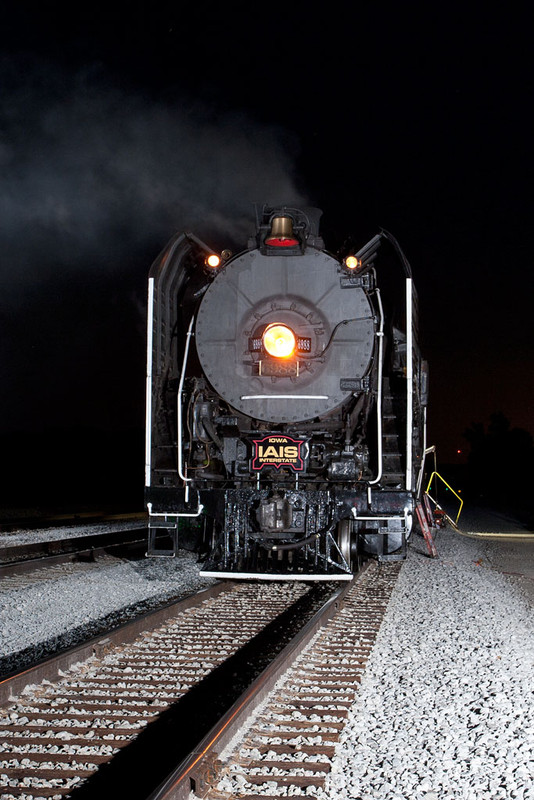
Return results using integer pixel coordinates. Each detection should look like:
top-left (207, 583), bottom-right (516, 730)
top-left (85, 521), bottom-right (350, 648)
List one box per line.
top-left (145, 206), bottom-right (428, 579)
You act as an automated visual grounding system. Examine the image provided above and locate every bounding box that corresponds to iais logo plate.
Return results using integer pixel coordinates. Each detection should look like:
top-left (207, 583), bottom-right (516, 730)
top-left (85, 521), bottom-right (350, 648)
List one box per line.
top-left (251, 435), bottom-right (306, 472)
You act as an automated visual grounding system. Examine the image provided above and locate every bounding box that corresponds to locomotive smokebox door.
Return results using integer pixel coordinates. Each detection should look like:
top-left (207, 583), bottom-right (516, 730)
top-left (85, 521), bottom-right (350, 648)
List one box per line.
top-left (195, 250), bottom-right (375, 423)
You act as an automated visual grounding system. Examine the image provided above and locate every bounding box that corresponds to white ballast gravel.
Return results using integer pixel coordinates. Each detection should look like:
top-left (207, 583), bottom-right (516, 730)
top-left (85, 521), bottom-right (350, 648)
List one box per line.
top-left (320, 530), bottom-right (534, 800)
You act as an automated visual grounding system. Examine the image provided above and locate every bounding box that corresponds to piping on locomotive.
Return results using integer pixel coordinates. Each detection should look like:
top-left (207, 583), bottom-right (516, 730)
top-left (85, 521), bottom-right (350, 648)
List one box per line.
top-left (144, 206), bottom-right (429, 579)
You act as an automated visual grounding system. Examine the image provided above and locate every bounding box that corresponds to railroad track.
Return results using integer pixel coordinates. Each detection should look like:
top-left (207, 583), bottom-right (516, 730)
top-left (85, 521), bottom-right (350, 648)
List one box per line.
top-left (0, 579), bottom-right (335, 798)
top-left (0, 527), bottom-right (147, 575)
top-left (0, 552), bottom-right (128, 591)
top-left (154, 560), bottom-right (401, 799)
top-left (0, 512), bottom-right (147, 535)
top-left (0, 562), bottom-right (401, 799)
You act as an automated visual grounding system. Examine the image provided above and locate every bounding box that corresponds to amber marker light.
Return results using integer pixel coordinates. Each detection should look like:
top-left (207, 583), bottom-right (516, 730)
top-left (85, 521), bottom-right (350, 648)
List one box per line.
top-left (263, 323), bottom-right (296, 358)
top-left (206, 254), bottom-right (221, 268)
top-left (344, 255), bottom-right (362, 270)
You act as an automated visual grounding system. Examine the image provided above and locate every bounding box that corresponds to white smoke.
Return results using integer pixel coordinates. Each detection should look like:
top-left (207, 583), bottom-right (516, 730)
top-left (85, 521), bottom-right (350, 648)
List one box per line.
top-left (0, 57), bottom-right (308, 300)
top-left (0, 58), bottom-right (311, 433)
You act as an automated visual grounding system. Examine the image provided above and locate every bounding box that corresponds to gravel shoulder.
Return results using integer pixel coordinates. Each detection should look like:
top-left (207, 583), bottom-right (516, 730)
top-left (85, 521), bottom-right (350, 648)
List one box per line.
top-left (321, 522), bottom-right (534, 800)
top-left (0, 549), bottom-right (215, 678)
top-left (0, 519), bottom-right (146, 547)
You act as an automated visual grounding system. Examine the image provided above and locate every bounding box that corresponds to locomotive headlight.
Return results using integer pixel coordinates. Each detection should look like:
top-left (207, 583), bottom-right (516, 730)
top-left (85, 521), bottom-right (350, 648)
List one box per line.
top-left (263, 323), bottom-right (296, 358)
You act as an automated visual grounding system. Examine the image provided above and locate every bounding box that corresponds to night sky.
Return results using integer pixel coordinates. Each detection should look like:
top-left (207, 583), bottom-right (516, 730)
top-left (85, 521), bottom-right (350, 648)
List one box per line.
top-left (1, 3), bottom-right (532, 507)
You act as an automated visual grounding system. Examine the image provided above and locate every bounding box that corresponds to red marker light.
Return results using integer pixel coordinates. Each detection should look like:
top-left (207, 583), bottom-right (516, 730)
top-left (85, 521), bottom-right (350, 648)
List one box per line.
top-left (265, 236), bottom-right (299, 246)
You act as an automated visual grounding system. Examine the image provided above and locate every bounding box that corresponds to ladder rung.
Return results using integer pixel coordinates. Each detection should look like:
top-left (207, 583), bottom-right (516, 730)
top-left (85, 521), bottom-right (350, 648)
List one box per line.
top-left (146, 527), bottom-right (179, 558)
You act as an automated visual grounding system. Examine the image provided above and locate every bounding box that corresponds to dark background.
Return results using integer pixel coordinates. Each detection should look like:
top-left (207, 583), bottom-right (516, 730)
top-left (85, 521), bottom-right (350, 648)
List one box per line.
top-left (1, 2), bottom-right (532, 512)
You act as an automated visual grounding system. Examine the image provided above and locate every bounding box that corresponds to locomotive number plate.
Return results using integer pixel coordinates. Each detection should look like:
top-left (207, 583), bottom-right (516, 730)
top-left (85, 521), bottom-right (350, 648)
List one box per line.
top-left (251, 435), bottom-right (306, 472)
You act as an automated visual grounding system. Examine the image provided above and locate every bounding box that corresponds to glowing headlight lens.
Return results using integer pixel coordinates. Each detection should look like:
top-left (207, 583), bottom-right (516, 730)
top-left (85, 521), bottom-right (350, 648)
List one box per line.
top-left (263, 324), bottom-right (296, 358)
top-left (344, 255), bottom-right (362, 270)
